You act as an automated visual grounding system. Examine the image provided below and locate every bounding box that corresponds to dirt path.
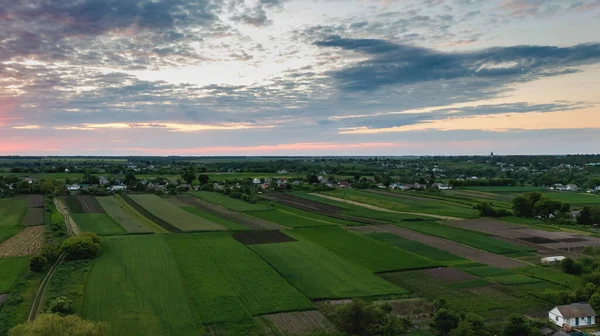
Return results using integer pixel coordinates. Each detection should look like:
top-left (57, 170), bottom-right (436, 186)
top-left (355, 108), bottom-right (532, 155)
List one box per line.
top-left (55, 198), bottom-right (80, 236)
top-left (309, 193), bottom-right (462, 221)
top-left (349, 225), bottom-right (527, 269)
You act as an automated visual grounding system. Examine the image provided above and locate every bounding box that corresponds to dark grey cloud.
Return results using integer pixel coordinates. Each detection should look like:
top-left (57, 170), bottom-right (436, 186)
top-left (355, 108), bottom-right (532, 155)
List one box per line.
top-left (314, 36), bottom-right (600, 91)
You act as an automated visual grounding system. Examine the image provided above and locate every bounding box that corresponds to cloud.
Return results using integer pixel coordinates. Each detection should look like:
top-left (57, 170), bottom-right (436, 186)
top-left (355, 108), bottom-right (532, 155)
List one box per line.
top-left (52, 122), bottom-right (273, 132)
top-left (314, 35), bottom-right (600, 91)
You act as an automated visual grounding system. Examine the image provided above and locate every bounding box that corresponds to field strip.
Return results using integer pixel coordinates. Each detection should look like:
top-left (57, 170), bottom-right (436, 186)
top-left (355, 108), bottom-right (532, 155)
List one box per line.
top-left (115, 195), bottom-right (168, 233)
top-left (0, 226), bottom-right (44, 257)
top-left (276, 209), bottom-right (337, 226)
top-left (348, 225), bottom-right (528, 269)
top-left (308, 193), bottom-right (462, 220)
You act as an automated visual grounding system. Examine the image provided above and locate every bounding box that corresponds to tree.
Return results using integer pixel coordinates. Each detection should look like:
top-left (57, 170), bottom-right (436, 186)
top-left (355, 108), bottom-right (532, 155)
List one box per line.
top-left (453, 314), bottom-right (489, 336)
top-left (332, 299), bottom-right (409, 336)
top-left (181, 169), bottom-right (196, 184)
top-left (198, 174), bottom-right (209, 185)
top-left (561, 257), bottom-right (583, 275)
top-left (589, 291), bottom-right (600, 313)
top-left (501, 315), bottom-right (536, 336)
top-left (9, 313), bottom-right (108, 336)
top-left (124, 172), bottom-right (137, 186)
top-left (579, 207), bottom-right (594, 225)
top-left (61, 235), bottom-right (101, 260)
top-left (512, 196), bottom-right (533, 217)
top-left (431, 308), bottom-right (460, 336)
top-left (49, 296), bottom-right (74, 315)
top-left (30, 254), bottom-right (47, 272)
top-left (307, 174), bottom-right (319, 184)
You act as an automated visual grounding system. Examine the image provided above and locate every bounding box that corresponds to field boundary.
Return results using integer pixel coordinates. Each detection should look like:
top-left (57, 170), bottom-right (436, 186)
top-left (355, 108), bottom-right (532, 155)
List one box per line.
top-left (120, 194), bottom-right (182, 233)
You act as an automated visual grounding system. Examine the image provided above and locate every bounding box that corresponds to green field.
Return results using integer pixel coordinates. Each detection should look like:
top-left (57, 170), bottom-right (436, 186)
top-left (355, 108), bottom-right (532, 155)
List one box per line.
top-left (181, 207), bottom-right (250, 231)
top-left (292, 227), bottom-right (441, 272)
top-left (514, 266), bottom-right (580, 287)
top-left (393, 222), bottom-right (535, 255)
top-left (187, 191), bottom-right (271, 212)
top-left (82, 235), bottom-right (201, 336)
top-left (324, 189), bottom-right (479, 218)
top-left (251, 239), bottom-right (405, 299)
top-left (43, 260), bottom-right (90, 313)
top-left (0, 198), bottom-right (27, 243)
top-left (458, 265), bottom-right (513, 277)
top-left (540, 192), bottom-right (600, 205)
top-left (366, 233), bottom-right (467, 264)
top-left (0, 257), bottom-right (29, 293)
top-left (464, 186), bottom-right (545, 193)
top-left (96, 196), bottom-right (155, 234)
top-left (71, 213), bottom-right (126, 236)
top-left (487, 274), bottom-right (540, 285)
top-left (166, 234), bottom-right (312, 323)
top-left (128, 194), bottom-right (227, 232)
top-left (246, 204), bottom-right (346, 228)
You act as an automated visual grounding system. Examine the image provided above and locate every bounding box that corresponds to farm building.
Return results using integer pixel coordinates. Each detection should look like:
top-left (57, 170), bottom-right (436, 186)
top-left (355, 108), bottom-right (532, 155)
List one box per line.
top-left (541, 256), bottom-right (565, 264)
top-left (549, 303), bottom-right (596, 327)
top-left (66, 184), bottom-right (80, 192)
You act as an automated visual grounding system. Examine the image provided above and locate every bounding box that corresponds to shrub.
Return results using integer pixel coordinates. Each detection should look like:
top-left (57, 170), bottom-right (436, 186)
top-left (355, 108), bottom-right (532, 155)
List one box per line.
top-left (30, 254), bottom-right (48, 272)
top-left (49, 296), bottom-right (74, 315)
top-left (9, 313), bottom-right (108, 336)
top-left (61, 236), bottom-right (101, 260)
top-left (79, 232), bottom-right (100, 245)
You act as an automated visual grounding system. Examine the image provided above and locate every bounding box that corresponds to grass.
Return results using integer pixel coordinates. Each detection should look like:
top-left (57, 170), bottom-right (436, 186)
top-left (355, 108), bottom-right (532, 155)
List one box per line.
top-left (514, 266), bottom-right (580, 287)
top-left (366, 233), bottom-right (467, 263)
top-left (114, 195), bottom-right (167, 233)
top-left (71, 213), bottom-right (126, 236)
top-left (43, 260), bottom-right (90, 313)
top-left (291, 227), bottom-right (441, 272)
top-left (187, 191), bottom-right (271, 212)
top-left (96, 196), bottom-right (155, 234)
top-left (181, 207), bottom-right (250, 231)
top-left (0, 198), bottom-right (27, 244)
top-left (0, 227), bottom-right (22, 245)
top-left (0, 257), bottom-right (29, 293)
top-left (82, 235), bottom-right (201, 336)
top-left (464, 186), bottom-right (546, 193)
top-left (539, 191), bottom-right (600, 205)
top-left (393, 221), bottom-right (535, 255)
top-left (128, 194), bottom-right (227, 232)
top-left (0, 272), bottom-right (44, 335)
top-left (246, 204), bottom-right (347, 228)
top-left (487, 275), bottom-right (541, 285)
top-left (324, 189), bottom-right (479, 219)
top-left (166, 233), bottom-right (313, 323)
top-left (451, 279), bottom-right (493, 289)
top-left (457, 265), bottom-right (514, 277)
top-left (250, 239), bottom-right (405, 299)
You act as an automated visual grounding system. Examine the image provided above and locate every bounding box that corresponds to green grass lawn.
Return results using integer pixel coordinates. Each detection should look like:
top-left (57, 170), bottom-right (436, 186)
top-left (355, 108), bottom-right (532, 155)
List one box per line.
top-left (128, 194), bottom-right (227, 232)
top-left (0, 227), bottom-right (22, 245)
top-left (81, 235), bottom-right (201, 336)
top-left (292, 227), bottom-right (441, 272)
top-left (187, 191), bottom-right (271, 212)
top-left (366, 232), bottom-right (467, 264)
top-left (324, 189), bottom-right (479, 218)
top-left (71, 213), bottom-right (126, 236)
top-left (0, 257), bottom-right (29, 293)
top-left (393, 221), bottom-right (535, 255)
top-left (181, 207), bottom-right (250, 231)
top-left (250, 239), bottom-right (405, 299)
top-left (166, 233), bottom-right (312, 323)
top-left (95, 196), bottom-right (155, 234)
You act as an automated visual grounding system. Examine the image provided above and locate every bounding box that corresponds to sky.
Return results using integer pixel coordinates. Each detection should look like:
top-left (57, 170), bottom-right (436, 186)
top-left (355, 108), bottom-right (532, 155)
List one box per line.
top-left (1, 0), bottom-right (600, 156)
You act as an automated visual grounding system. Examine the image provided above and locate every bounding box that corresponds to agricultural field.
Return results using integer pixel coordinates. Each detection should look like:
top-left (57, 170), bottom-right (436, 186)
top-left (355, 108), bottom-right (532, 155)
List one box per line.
top-left (42, 260), bottom-right (90, 314)
top-left (322, 189), bottom-right (479, 219)
top-left (96, 196), bottom-right (156, 233)
top-left (127, 194), bottom-right (227, 232)
top-left (246, 204), bottom-right (346, 228)
top-left (0, 226), bottom-right (44, 257)
top-left (250, 239), bottom-right (405, 299)
top-left (71, 214), bottom-right (126, 236)
top-left (463, 186), bottom-right (545, 193)
top-left (0, 198), bottom-right (28, 244)
top-left (366, 232), bottom-right (467, 264)
top-left (187, 191), bottom-right (271, 211)
top-left (514, 266), bottom-right (580, 287)
top-left (0, 257), bottom-right (29, 293)
top-left (539, 191), bottom-right (600, 205)
top-left (20, 208), bottom-right (44, 226)
top-left (181, 207), bottom-right (250, 231)
top-left (291, 227), bottom-right (441, 272)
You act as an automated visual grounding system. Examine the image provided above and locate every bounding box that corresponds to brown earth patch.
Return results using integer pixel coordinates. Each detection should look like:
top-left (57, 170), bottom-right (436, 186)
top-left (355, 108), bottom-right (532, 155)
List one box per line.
top-left (519, 237), bottom-right (558, 244)
top-left (77, 195), bottom-right (105, 213)
top-left (260, 311), bottom-right (337, 335)
top-left (348, 225), bottom-right (525, 269)
top-left (176, 196), bottom-right (283, 230)
top-left (232, 230), bottom-right (296, 245)
top-left (421, 267), bottom-right (478, 283)
top-left (0, 226), bottom-right (44, 257)
top-left (27, 195), bottom-right (44, 208)
top-left (21, 208), bottom-right (45, 226)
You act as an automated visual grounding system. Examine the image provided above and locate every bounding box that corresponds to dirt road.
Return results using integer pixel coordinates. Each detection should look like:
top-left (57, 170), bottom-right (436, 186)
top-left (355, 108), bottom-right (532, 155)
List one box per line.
top-left (309, 193), bottom-right (462, 221)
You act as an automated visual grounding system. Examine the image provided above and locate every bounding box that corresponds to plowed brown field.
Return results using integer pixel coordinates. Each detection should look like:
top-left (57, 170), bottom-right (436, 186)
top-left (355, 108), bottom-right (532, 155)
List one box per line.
top-left (0, 226), bottom-right (44, 257)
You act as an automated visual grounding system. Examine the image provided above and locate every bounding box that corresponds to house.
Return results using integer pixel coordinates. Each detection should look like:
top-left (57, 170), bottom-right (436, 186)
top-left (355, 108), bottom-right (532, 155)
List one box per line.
top-left (318, 176), bottom-right (330, 185)
top-left (23, 177), bottom-right (35, 185)
top-left (261, 183), bottom-right (271, 189)
top-left (566, 184), bottom-right (579, 192)
top-left (432, 183), bottom-right (452, 190)
top-left (595, 186), bottom-right (600, 193)
top-left (549, 303), bottom-right (596, 327)
top-left (551, 183), bottom-right (565, 190)
top-left (64, 168), bottom-right (70, 173)
top-left (213, 183), bottom-right (224, 191)
top-left (99, 176), bottom-right (109, 185)
top-left (338, 181), bottom-right (351, 188)
top-left (389, 183), bottom-right (403, 190)
top-left (252, 178), bottom-right (261, 185)
top-left (276, 179), bottom-right (287, 188)
top-left (109, 184), bottom-right (127, 192)
top-left (277, 169), bottom-right (289, 174)
top-left (541, 256), bottom-right (565, 264)
top-left (66, 184), bottom-right (80, 192)
top-left (292, 180), bottom-right (303, 186)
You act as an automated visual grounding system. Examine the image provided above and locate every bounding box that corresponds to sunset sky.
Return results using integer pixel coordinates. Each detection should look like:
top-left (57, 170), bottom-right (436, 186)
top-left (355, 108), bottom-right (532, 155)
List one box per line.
top-left (1, 0), bottom-right (600, 156)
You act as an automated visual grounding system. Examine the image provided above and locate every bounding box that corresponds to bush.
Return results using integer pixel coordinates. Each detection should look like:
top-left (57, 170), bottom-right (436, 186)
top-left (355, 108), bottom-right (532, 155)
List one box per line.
top-left (9, 313), bottom-right (108, 336)
top-left (30, 254), bottom-right (48, 272)
top-left (61, 236), bottom-right (101, 260)
top-left (79, 232), bottom-right (100, 245)
top-left (475, 202), bottom-right (511, 217)
top-left (49, 296), bottom-right (74, 315)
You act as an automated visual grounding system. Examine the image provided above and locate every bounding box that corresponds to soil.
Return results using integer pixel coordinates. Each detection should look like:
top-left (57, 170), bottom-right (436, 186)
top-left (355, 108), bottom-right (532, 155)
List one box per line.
top-left (27, 195), bottom-right (44, 208)
top-left (520, 237), bottom-right (558, 244)
top-left (261, 311), bottom-right (337, 335)
top-left (348, 225), bottom-right (526, 269)
top-left (0, 226), bottom-right (44, 257)
top-left (232, 230), bottom-right (296, 245)
top-left (20, 208), bottom-right (45, 226)
top-left (176, 196), bottom-right (283, 230)
top-left (77, 195), bottom-right (105, 213)
top-left (421, 267), bottom-right (478, 283)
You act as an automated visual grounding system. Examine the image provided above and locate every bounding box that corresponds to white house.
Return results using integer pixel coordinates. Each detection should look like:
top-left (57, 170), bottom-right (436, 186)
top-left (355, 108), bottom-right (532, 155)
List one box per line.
top-left (541, 256), bottom-right (565, 264)
top-left (565, 184), bottom-right (579, 192)
top-left (252, 178), bottom-right (261, 185)
top-left (549, 303), bottom-right (596, 327)
top-left (66, 184), bottom-right (80, 192)
top-left (64, 168), bottom-right (70, 173)
top-left (99, 176), bottom-right (109, 185)
top-left (109, 184), bottom-right (127, 192)
top-left (277, 169), bottom-right (289, 174)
